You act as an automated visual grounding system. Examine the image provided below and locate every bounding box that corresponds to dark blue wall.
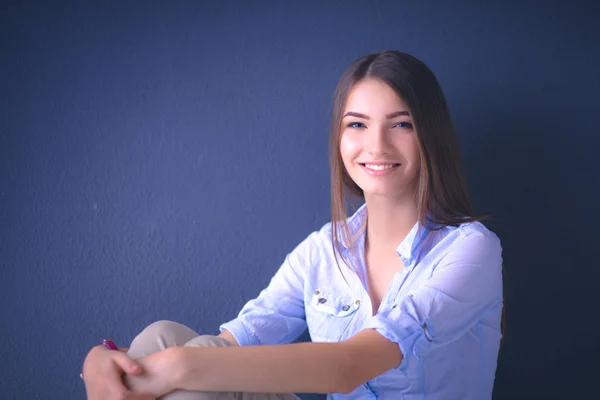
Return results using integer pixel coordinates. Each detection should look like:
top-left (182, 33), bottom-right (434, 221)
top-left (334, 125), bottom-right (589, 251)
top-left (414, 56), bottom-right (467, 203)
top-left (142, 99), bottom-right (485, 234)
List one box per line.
top-left (1, 1), bottom-right (598, 399)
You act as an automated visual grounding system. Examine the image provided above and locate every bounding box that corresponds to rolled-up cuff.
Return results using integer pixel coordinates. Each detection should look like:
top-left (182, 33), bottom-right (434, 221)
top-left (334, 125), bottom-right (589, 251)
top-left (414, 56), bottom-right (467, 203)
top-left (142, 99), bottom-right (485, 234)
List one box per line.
top-left (362, 314), bottom-right (431, 361)
top-left (219, 318), bottom-right (261, 347)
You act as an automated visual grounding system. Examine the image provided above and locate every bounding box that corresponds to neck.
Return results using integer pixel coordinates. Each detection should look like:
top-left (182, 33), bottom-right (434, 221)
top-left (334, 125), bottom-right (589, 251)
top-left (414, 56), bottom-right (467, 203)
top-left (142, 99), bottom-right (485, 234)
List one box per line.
top-left (364, 193), bottom-right (419, 251)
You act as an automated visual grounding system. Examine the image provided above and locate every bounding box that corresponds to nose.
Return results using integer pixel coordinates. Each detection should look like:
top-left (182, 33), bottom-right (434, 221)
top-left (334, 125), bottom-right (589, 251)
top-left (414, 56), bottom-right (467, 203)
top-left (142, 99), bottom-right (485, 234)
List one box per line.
top-left (367, 125), bottom-right (390, 156)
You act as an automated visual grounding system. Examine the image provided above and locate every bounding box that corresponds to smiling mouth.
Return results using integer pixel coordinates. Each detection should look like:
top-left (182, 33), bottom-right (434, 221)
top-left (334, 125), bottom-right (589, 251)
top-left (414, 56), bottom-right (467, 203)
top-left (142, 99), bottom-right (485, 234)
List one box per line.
top-left (360, 163), bottom-right (401, 171)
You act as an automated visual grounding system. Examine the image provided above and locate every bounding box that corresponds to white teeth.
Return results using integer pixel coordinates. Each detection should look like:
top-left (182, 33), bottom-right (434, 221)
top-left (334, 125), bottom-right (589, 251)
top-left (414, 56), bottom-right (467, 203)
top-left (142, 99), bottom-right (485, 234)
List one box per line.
top-left (364, 164), bottom-right (396, 171)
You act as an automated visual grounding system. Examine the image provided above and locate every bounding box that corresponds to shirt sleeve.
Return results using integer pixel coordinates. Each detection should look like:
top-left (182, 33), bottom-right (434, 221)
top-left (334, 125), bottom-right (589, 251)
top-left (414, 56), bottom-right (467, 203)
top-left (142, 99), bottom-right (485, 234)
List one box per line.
top-left (362, 225), bottom-right (503, 359)
top-left (219, 233), bottom-right (314, 346)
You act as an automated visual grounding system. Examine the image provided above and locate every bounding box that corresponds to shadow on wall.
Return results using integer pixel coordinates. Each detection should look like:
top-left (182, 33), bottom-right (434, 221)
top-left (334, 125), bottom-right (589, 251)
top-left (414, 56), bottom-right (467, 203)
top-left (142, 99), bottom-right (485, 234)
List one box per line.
top-left (462, 89), bottom-right (596, 397)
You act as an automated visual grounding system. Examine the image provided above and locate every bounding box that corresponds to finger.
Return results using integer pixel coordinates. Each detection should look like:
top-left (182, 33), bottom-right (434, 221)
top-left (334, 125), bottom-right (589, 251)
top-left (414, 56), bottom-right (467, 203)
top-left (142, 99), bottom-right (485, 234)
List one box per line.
top-left (112, 352), bottom-right (144, 375)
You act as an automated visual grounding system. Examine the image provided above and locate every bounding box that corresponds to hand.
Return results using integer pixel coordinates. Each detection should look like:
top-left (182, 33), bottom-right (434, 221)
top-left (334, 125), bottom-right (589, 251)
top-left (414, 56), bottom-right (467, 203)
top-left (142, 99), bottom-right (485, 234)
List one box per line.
top-left (82, 345), bottom-right (156, 400)
top-left (123, 347), bottom-right (182, 397)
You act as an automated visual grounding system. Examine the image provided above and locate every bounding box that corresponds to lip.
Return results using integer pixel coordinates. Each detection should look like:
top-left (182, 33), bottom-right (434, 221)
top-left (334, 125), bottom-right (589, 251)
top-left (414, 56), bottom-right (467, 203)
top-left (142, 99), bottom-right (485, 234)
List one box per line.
top-left (359, 162), bottom-right (401, 176)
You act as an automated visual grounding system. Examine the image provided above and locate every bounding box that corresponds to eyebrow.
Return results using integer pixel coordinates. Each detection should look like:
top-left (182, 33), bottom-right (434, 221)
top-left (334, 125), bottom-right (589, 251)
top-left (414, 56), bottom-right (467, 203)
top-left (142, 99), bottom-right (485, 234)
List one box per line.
top-left (343, 111), bottom-right (411, 119)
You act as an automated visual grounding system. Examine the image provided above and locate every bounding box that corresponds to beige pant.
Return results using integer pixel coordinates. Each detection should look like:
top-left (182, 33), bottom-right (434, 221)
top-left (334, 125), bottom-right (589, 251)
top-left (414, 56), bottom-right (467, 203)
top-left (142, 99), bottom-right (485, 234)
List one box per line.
top-left (127, 320), bottom-right (301, 400)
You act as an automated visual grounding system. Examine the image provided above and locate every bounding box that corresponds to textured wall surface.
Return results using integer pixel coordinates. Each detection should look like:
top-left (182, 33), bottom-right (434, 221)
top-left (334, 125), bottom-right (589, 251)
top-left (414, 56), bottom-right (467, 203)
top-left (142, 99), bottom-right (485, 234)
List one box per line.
top-left (1, 1), bottom-right (599, 399)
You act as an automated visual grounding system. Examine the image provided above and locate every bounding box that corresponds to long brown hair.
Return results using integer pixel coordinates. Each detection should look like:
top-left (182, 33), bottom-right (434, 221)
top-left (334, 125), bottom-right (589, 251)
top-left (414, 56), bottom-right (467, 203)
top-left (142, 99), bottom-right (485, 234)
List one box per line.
top-left (328, 50), bottom-right (504, 344)
top-left (329, 51), bottom-right (486, 270)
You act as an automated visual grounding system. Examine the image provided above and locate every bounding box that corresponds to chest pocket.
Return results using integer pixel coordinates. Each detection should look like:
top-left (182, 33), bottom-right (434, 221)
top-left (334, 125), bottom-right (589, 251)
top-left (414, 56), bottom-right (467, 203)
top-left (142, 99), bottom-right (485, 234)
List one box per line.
top-left (305, 289), bottom-right (361, 343)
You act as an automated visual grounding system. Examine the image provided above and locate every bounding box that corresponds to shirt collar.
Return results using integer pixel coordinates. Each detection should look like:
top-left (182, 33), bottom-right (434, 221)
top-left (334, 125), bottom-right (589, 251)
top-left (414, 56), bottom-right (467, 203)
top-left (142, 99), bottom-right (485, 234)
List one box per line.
top-left (339, 203), bottom-right (430, 266)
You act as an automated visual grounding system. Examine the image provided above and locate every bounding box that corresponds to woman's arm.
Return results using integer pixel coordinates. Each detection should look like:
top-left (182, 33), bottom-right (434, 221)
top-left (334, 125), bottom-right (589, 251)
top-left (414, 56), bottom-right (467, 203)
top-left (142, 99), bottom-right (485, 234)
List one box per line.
top-left (172, 329), bottom-right (401, 394)
top-left (217, 330), bottom-right (239, 346)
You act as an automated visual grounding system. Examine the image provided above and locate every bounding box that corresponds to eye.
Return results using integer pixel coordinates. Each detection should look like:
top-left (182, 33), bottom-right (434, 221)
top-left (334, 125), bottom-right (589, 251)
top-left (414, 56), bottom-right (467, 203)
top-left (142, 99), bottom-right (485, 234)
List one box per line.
top-left (393, 122), bottom-right (413, 129)
top-left (347, 122), bottom-right (366, 129)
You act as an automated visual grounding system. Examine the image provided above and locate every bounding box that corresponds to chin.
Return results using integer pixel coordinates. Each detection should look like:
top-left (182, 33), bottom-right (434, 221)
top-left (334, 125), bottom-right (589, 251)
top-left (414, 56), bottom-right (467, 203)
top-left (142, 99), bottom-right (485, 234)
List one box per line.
top-left (360, 187), bottom-right (398, 198)
top-left (360, 183), bottom-right (418, 201)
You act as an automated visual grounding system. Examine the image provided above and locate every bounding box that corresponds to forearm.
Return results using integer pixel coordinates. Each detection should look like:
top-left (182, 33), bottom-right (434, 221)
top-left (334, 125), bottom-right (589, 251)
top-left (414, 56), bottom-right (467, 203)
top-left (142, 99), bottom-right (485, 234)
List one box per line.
top-left (175, 342), bottom-right (351, 394)
top-left (217, 330), bottom-right (239, 346)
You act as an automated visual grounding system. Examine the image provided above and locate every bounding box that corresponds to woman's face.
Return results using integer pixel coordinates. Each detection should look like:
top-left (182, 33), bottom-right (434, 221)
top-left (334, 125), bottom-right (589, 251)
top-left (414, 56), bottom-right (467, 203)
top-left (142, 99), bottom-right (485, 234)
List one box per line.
top-left (340, 78), bottom-right (420, 200)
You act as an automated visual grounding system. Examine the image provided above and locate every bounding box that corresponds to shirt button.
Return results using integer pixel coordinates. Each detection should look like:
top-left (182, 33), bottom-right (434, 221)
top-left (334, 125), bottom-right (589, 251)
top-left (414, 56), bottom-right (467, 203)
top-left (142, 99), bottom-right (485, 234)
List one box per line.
top-left (342, 305), bottom-right (350, 311)
top-left (314, 290), bottom-right (320, 296)
top-left (355, 300), bottom-right (360, 305)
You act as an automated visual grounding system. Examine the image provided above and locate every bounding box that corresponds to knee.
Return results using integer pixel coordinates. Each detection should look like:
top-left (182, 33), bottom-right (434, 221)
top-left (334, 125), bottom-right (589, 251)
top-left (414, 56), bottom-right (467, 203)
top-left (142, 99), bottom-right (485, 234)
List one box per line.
top-left (139, 320), bottom-right (183, 337)
top-left (136, 320), bottom-right (199, 346)
top-left (184, 334), bottom-right (234, 348)
top-left (128, 320), bottom-right (199, 359)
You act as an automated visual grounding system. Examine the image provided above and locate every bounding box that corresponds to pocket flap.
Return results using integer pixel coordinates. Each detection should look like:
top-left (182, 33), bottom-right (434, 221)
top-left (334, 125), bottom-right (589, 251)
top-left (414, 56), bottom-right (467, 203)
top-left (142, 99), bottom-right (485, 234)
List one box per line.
top-left (309, 289), bottom-right (361, 317)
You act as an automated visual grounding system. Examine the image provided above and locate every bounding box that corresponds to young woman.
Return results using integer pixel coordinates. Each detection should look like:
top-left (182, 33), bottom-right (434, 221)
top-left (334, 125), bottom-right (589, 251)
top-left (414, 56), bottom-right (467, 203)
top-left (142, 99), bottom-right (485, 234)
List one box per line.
top-left (83, 51), bottom-right (504, 400)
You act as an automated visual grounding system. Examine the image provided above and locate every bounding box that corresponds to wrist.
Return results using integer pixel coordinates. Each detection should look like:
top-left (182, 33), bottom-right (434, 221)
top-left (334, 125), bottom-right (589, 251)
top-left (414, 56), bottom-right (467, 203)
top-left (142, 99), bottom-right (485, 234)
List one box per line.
top-left (167, 346), bottom-right (191, 391)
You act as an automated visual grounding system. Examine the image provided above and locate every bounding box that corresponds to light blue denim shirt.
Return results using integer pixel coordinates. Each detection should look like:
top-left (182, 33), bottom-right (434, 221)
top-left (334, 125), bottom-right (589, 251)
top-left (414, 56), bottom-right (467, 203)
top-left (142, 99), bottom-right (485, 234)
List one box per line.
top-left (220, 205), bottom-right (503, 399)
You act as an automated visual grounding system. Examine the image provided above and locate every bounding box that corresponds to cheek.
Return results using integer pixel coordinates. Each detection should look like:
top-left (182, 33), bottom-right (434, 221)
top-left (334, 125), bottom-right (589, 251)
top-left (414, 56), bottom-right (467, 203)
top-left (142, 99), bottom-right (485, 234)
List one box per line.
top-left (339, 133), bottom-right (359, 165)
top-left (406, 138), bottom-right (422, 177)
top-left (403, 135), bottom-right (421, 164)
